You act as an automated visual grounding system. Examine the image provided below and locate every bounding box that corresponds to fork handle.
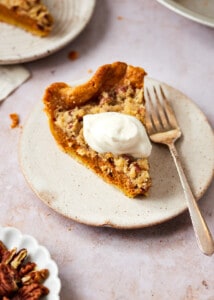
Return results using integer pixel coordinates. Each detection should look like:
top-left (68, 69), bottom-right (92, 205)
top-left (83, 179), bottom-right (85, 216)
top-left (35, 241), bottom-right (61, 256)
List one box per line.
top-left (168, 143), bottom-right (214, 256)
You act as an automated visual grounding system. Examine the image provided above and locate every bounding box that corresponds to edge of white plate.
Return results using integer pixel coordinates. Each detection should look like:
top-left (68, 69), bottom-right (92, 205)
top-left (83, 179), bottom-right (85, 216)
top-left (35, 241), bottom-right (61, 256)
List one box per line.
top-left (156, 0), bottom-right (214, 27)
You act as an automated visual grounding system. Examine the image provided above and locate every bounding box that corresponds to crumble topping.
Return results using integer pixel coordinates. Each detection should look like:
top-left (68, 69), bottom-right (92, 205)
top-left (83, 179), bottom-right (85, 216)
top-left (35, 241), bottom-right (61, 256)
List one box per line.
top-left (54, 84), bottom-right (150, 190)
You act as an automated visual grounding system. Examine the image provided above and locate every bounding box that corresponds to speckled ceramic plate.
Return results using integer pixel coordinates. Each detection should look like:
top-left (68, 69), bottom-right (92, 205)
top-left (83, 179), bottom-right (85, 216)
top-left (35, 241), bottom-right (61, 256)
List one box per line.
top-left (0, 0), bottom-right (96, 65)
top-left (156, 0), bottom-right (214, 27)
top-left (19, 77), bottom-right (214, 229)
top-left (0, 226), bottom-right (61, 299)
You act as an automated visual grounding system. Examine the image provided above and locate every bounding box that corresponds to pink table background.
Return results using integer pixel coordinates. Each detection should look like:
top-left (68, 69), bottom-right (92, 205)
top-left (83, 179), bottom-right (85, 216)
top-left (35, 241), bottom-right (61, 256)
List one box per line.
top-left (0, 1), bottom-right (213, 299)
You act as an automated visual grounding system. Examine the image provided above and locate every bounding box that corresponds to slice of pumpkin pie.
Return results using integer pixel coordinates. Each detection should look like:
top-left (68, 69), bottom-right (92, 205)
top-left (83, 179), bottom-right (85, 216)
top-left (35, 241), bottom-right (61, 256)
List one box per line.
top-left (43, 62), bottom-right (152, 198)
top-left (0, 0), bottom-right (53, 37)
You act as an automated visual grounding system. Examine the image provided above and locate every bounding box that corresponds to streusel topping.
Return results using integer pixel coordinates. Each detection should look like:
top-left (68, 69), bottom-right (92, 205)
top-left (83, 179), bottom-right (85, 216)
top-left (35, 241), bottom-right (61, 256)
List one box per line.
top-left (54, 84), bottom-right (150, 190)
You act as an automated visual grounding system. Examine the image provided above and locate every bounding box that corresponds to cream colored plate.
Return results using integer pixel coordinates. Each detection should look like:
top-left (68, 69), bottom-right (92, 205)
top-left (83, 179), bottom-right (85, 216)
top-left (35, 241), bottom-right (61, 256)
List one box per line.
top-left (19, 77), bottom-right (214, 229)
top-left (156, 0), bottom-right (214, 27)
top-left (0, 226), bottom-right (61, 299)
top-left (0, 0), bottom-right (96, 65)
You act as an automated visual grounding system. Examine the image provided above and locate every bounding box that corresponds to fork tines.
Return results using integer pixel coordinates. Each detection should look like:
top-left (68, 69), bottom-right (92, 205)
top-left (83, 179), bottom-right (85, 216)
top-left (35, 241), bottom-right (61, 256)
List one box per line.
top-left (145, 84), bottom-right (179, 133)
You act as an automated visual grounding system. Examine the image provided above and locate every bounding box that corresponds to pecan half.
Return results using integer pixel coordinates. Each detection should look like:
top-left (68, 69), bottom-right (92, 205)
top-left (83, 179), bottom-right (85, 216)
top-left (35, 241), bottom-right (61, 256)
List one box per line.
top-left (0, 263), bottom-right (19, 296)
top-left (19, 262), bottom-right (36, 278)
top-left (22, 269), bottom-right (49, 285)
top-left (0, 241), bottom-right (7, 261)
top-left (10, 283), bottom-right (49, 300)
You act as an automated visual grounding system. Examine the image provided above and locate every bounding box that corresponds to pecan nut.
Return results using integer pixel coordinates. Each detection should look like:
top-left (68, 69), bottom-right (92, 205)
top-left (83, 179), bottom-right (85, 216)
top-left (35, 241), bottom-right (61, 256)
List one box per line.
top-left (0, 241), bottom-right (49, 299)
top-left (0, 263), bottom-right (19, 296)
top-left (10, 283), bottom-right (49, 300)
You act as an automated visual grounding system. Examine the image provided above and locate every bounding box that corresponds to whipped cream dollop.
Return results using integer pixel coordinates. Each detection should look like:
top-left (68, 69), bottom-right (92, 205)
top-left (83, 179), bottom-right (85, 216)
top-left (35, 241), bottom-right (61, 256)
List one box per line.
top-left (83, 112), bottom-right (152, 158)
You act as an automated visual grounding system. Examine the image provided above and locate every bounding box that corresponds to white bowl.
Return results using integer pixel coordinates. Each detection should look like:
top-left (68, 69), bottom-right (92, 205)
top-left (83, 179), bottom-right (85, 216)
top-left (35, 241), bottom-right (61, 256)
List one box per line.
top-left (0, 226), bottom-right (61, 300)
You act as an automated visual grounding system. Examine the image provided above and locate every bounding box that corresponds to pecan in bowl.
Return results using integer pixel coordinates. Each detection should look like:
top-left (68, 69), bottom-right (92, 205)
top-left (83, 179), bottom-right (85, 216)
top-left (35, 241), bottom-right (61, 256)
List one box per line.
top-left (0, 227), bottom-right (61, 300)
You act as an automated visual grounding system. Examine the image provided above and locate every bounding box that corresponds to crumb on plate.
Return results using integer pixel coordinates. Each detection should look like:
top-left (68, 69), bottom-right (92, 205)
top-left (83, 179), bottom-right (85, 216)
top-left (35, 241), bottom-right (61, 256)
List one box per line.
top-left (9, 113), bottom-right (19, 128)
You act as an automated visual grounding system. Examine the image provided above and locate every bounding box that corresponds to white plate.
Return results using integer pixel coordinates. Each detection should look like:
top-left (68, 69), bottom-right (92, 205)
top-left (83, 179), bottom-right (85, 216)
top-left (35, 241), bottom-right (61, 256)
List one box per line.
top-left (19, 77), bottom-right (214, 229)
top-left (0, 226), bottom-right (61, 299)
top-left (156, 0), bottom-right (214, 27)
top-left (0, 0), bottom-right (96, 65)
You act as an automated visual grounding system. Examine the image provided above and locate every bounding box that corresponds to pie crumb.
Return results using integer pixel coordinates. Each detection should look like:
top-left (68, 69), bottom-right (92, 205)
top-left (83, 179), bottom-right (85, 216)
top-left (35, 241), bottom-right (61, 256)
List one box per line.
top-left (68, 50), bottom-right (79, 61)
top-left (9, 113), bottom-right (19, 128)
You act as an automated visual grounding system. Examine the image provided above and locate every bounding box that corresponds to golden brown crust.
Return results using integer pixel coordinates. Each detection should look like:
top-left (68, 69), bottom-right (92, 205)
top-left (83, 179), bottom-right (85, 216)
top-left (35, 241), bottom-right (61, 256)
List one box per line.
top-left (44, 62), bottom-right (146, 111)
top-left (0, 0), bottom-right (53, 37)
top-left (43, 62), bottom-right (151, 198)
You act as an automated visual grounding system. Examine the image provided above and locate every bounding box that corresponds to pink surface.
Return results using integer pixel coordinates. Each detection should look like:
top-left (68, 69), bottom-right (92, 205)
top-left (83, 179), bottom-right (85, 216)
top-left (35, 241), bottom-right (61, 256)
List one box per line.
top-left (0, 1), bottom-right (213, 299)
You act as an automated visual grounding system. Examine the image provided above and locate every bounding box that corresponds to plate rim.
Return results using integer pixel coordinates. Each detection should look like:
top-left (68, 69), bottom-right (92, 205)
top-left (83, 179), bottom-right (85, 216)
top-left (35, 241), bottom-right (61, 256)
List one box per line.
top-left (19, 77), bottom-right (214, 229)
top-left (156, 0), bottom-right (214, 27)
top-left (0, 0), bottom-right (96, 65)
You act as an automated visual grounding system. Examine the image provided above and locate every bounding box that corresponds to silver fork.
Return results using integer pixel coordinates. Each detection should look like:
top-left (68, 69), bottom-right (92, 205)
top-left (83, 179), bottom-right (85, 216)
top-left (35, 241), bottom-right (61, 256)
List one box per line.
top-left (145, 84), bottom-right (214, 256)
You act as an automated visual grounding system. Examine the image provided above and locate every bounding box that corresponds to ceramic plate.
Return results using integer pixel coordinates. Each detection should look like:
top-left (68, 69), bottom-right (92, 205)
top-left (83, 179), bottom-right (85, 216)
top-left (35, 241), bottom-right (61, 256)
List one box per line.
top-left (0, 226), bottom-right (61, 299)
top-left (0, 0), bottom-right (96, 65)
top-left (19, 77), bottom-right (214, 229)
top-left (156, 0), bottom-right (214, 27)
